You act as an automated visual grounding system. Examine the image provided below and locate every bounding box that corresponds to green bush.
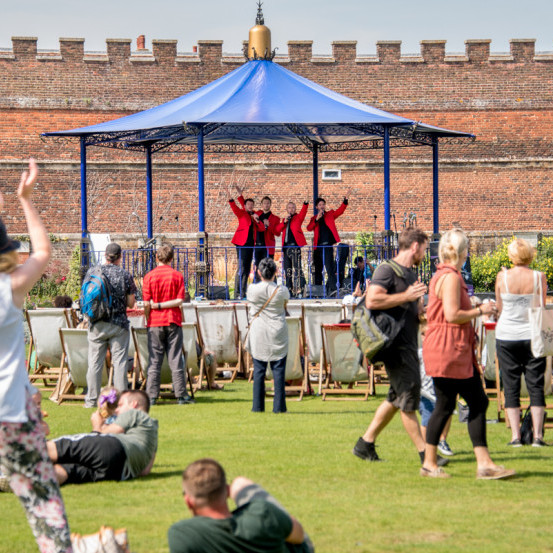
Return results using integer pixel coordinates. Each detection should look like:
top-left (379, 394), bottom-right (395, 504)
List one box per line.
top-left (471, 236), bottom-right (553, 292)
top-left (354, 231), bottom-right (377, 261)
top-left (61, 245), bottom-right (82, 300)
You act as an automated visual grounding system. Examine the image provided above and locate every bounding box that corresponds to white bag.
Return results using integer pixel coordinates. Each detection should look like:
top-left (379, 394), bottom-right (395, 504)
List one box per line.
top-left (528, 273), bottom-right (553, 358)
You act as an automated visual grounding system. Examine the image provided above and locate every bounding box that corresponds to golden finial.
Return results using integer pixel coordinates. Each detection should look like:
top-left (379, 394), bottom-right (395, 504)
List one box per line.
top-left (245, 1), bottom-right (276, 60)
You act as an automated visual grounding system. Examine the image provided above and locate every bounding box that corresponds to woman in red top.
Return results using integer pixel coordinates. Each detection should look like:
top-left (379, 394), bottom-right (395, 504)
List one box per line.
top-left (421, 229), bottom-right (515, 480)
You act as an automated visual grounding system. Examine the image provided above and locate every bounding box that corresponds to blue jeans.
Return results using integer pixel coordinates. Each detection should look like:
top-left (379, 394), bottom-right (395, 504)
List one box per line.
top-left (252, 356), bottom-right (287, 413)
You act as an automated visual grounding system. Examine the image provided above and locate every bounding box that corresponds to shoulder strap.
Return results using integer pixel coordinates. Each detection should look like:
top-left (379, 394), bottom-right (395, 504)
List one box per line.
top-left (242, 285), bottom-right (280, 345)
top-left (503, 267), bottom-right (509, 293)
top-left (534, 271), bottom-right (544, 308)
top-left (385, 259), bottom-right (406, 278)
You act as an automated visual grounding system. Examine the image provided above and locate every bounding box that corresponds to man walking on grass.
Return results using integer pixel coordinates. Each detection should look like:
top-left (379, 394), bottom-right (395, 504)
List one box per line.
top-left (352, 228), bottom-right (448, 467)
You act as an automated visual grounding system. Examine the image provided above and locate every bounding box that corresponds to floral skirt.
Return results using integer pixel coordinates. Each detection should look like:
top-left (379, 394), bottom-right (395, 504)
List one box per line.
top-left (0, 391), bottom-right (72, 553)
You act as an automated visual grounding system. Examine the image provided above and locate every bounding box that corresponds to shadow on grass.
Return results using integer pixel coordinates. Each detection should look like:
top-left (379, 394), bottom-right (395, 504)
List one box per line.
top-left (142, 469), bottom-right (184, 480)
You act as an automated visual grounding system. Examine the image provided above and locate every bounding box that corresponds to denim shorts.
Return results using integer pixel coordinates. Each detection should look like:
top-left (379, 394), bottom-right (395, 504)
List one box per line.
top-left (419, 396), bottom-right (436, 427)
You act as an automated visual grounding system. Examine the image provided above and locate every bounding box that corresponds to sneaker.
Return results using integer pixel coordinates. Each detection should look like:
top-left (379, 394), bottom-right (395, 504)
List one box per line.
top-left (352, 437), bottom-right (381, 461)
top-left (420, 466), bottom-right (451, 479)
top-left (177, 396), bottom-right (195, 405)
top-left (438, 440), bottom-right (454, 457)
top-left (476, 465), bottom-right (516, 480)
top-left (532, 438), bottom-right (547, 447)
top-left (507, 438), bottom-right (522, 447)
top-left (419, 451), bottom-right (449, 467)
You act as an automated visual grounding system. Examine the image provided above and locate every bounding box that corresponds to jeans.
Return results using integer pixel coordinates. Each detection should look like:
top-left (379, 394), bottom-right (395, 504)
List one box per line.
top-left (252, 356), bottom-right (287, 413)
top-left (146, 323), bottom-right (187, 400)
top-left (86, 320), bottom-right (130, 406)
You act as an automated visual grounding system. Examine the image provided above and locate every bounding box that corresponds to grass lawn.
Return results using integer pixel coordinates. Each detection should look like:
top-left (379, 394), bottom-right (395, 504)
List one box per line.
top-left (2, 381), bottom-right (552, 553)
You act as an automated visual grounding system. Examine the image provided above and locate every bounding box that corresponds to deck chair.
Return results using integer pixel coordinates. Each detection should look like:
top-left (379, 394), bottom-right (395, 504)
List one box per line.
top-left (285, 301), bottom-right (304, 318)
top-left (26, 308), bottom-right (73, 388)
top-left (131, 327), bottom-right (194, 400)
top-left (266, 317), bottom-right (306, 401)
top-left (302, 303), bottom-right (343, 394)
top-left (53, 328), bottom-right (110, 404)
top-left (195, 304), bottom-right (242, 382)
top-left (320, 324), bottom-right (371, 400)
top-left (234, 303), bottom-right (251, 377)
top-left (181, 322), bottom-right (205, 390)
top-left (182, 303), bottom-right (198, 324)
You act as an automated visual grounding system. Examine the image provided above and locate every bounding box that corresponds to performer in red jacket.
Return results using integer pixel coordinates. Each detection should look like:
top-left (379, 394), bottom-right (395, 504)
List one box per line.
top-left (238, 191), bottom-right (281, 283)
top-left (229, 187), bottom-right (265, 299)
top-left (306, 197), bottom-right (348, 295)
top-left (275, 201), bottom-right (309, 297)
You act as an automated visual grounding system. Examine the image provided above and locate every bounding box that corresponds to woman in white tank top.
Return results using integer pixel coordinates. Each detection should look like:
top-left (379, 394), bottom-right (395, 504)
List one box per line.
top-left (495, 238), bottom-right (548, 447)
top-left (0, 160), bottom-right (72, 552)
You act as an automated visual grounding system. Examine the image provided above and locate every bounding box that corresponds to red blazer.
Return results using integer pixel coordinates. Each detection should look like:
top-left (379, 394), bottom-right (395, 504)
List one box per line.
top-left (229, 196), bottom-right (265, 246)
top-left (238, 198), bottom-right (282, 255)
top-left (275, 202), bottom-right (309, 247)
top-left (306, 202), bottom-right (347, 249)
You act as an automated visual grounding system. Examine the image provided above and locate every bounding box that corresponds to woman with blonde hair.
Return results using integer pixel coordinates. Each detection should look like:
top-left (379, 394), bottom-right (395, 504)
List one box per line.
top-left (495, 238), bottom-right (548, 446)
top-left (421, 229), bottom-right (515, 479)
top-left (0, 160), bottom-right (72, 551)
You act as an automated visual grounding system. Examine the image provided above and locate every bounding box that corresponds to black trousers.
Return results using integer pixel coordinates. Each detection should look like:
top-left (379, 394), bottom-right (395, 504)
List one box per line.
top-left (253, 247), bottom-right (273, 283)
top-left (235, 246), bottom-right (254, 299)
top-left (283, 246), bottom-right (305, 297)
top-left (313, 246), bottom-right (336, 294)
top-left (426, 369), bottom-right (489, 448)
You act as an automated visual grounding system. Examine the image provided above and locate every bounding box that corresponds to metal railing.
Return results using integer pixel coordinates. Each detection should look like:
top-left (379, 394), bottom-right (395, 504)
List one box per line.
top-left (83, 243), bottom-right (433, 300)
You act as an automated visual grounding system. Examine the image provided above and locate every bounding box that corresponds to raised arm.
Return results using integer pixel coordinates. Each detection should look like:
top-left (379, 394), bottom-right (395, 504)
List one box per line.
top-left (10, 159), bottom-right (52, 308)
top-left (297, 201), bottom-right (309, 224)
top-left (333, 198), bottom-right (348, 219)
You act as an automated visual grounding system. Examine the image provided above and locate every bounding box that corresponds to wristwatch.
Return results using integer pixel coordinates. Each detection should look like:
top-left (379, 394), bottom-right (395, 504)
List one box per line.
top-left (158, 303), bottom-right (162, 310)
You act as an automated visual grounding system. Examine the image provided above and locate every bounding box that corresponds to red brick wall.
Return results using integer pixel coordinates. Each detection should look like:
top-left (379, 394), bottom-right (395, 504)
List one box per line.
top-left (0, 36), bottom-right (551, 238)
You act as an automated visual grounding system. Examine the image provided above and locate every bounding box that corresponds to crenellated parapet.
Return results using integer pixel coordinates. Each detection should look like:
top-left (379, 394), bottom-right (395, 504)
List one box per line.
top-left (1, 36), bottom-right (551, 65)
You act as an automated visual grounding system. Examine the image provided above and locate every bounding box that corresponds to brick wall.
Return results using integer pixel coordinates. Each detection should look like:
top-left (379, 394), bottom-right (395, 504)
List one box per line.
top-left (0, 36), bottom-right (552, 249)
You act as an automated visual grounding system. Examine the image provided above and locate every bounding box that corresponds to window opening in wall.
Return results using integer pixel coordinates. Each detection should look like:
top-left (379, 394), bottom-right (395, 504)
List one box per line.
top-left (322, 169), bottom-right (342, 181)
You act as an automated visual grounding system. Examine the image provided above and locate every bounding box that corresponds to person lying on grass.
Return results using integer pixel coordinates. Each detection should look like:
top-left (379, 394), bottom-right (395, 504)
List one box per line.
top-left (168, 458), bottom-right (314, 553)
top-left (46, 390), bottom-right (158, 485)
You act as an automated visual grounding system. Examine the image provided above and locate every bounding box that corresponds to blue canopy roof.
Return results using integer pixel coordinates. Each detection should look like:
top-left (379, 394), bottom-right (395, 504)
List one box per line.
top-left (44, 60), bottom-right (473, 150)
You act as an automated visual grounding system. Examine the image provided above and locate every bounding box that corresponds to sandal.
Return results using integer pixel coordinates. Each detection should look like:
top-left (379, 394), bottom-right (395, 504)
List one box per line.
top-left (476, 465), bottom-right (516, 480)
top-left (420, 466), bottom-right (450, 479)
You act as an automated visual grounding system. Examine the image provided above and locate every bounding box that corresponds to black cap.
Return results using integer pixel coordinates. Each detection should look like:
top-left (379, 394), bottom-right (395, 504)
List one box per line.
top-left (0, 218), bottom-right (20, 255)
top-left (105, 242), bottom-right (122, 259)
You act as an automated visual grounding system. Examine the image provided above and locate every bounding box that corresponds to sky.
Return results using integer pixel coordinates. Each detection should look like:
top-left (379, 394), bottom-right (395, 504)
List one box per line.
top-left (0, 0), bottom-right (552, 56)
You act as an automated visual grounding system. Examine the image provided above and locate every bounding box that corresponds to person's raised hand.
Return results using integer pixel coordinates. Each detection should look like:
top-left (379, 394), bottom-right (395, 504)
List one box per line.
top-left (405, 281), bottom-right (427, 302)
top-left (18, 158), bottom-right (39, 200)
top-left (234, 184), bottom-right (244, 196)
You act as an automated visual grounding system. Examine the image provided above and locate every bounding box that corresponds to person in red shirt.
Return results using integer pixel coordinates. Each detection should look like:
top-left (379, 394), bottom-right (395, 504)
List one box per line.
top-left (237, 189), bottom-right (281, 283)
top-left (275, 200), bottom-right (309, 297)
top-left (142, 243), bottom-right (193, 405)
top-left (306, 197), bottom-right (348, 296)
top-left (229, 186), bottom-right (265, 299)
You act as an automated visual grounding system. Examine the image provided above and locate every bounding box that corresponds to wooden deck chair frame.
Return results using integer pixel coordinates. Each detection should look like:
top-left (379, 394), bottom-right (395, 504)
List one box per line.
top-left (53, 328), bottom-right (111, 404)
top-left (131, 327), bottom-right (195, 400)
top-left (320, 324), bottom-right (371, 401)
top-left (234, 303), bottom-right (251, 380)
top-left (26, 308), bottom-right (73, 388)
top-left (195, 304), bottom-right (243, 383)
top-left (301, 303), bottom-right (344, 395)
top-left (181, 322), bottom-right (209, 392)
top-left (265, 316), bottom-right (306, 401)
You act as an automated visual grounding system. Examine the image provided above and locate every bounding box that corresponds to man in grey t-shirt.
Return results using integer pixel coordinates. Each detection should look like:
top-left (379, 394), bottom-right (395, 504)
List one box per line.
top-left (46, 390), bottom-right (158, 485)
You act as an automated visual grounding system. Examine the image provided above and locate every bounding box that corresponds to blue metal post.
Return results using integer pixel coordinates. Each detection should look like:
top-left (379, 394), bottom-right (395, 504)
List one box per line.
top-left (146, 144), bottom-right (153, 239)
top-left (198, 127), bottom-right (205, 236)
top-left (383, 127), bottom-right (391, 232)
top-left (80, 137), bottom-right (88, 238)
top-left (312, 143), bottom-right (319, 213)
top-left (432, 138), bottom-right (439, 235)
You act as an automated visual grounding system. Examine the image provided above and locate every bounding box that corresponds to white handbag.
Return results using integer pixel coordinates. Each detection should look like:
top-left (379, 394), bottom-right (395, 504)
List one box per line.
top-left (528, 272), bottom-right (553, 358)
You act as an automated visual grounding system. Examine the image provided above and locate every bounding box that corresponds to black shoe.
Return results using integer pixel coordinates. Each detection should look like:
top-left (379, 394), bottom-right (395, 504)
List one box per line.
top-left (177, 396), bottom-right (195, 405)
top-left (419, 451), bottom-right (449, 467)
top-left (352, 437), bottom-right (380, 461)
top-left (532, 438), bottom-right (547, 447)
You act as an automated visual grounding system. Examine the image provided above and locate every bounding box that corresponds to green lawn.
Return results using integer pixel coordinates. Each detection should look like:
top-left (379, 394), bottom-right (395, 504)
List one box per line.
top-left (2, 382), bottom-right (552, 553)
